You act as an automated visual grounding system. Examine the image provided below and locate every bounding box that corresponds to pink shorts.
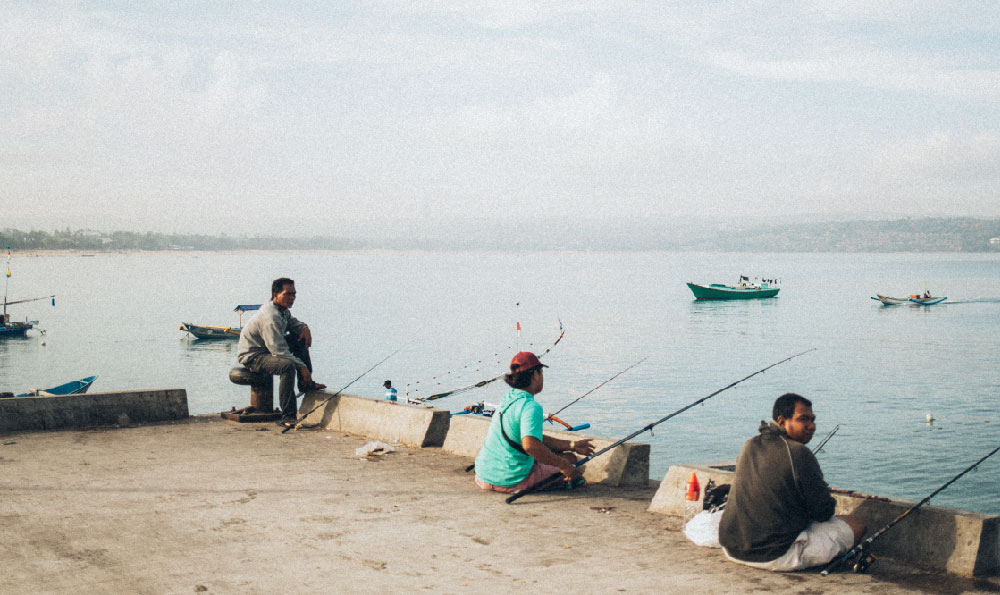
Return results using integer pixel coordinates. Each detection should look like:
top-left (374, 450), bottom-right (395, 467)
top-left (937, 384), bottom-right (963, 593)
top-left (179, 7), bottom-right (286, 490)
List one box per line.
top-left (475, 461), bottom-right (563, 493)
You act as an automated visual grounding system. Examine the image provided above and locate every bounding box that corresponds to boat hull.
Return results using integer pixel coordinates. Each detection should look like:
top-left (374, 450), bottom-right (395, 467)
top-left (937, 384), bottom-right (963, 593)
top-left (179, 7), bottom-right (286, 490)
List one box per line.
top-left (16, 375), bottom-right (98, 397)
top-left (180, 323), bottom-right (241, 339)
top-left (909, 297), bottom-right (947, 306)
top-left (873, 294), bottom-right (908, 305)
top-left (687, 282), bottom-right (780, 300)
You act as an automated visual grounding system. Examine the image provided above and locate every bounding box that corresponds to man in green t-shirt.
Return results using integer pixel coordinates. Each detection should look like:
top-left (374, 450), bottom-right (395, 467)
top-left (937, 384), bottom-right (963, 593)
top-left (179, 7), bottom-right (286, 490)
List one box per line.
top-left (474, 351), bottom-right (594, 492)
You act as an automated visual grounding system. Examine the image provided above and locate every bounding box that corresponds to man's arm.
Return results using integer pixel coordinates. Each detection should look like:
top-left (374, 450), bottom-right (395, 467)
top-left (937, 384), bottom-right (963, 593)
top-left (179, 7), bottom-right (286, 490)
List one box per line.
top-left (795, 447), bottom-right (837, 521)
top-left (521, 436), bottom-right (581, 479)
top-left (260, 310), bottom-right (306, 368)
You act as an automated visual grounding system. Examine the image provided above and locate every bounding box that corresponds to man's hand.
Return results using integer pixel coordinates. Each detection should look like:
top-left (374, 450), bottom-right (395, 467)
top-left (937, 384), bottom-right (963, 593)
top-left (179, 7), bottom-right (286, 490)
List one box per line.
top-left (570, 438), bottom-right (595, 457)
top-left (298, 327), bottom-right (313, 348)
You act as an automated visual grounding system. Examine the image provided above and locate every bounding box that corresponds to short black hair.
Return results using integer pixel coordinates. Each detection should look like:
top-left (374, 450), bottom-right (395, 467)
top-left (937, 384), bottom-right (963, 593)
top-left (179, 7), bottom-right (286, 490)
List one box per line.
top-left (504, 366), bottom-right (540, 390)
top-left (773, 393), bottom-right (812, 421)
top-left (271, 277), bottom-right (294, 298)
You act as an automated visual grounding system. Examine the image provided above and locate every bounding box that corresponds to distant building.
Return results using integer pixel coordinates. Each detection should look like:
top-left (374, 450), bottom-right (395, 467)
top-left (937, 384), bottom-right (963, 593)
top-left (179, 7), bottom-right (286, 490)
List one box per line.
top-left (990, 237), bottom-right (1000, 249)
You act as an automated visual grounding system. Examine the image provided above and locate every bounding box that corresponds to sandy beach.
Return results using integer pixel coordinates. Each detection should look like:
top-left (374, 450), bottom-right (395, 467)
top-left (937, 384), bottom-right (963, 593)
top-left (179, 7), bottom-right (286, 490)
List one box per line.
top-left (1, 416), bottom-right (997, 595)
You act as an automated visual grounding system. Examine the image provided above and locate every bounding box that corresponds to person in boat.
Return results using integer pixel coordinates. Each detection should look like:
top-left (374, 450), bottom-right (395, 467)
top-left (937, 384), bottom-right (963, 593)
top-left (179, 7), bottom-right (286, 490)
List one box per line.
top-left (383, 380), bottom-right (397, 402)
top-left (237, 277), bottom-right (326, 426)
top-left (924, 290), bottom-right (931, 298)
top-left (474, 351), bottom-right (595, 493)
top-left (718, 393), bottom-right (866, 571)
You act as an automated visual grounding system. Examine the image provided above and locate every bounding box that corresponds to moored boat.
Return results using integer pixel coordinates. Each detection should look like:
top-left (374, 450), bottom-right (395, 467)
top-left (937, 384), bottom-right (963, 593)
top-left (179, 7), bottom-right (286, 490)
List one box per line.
top-left (14, 375), bottom-right (98, 397)
top-left (687, 276), bottom-right (780, 300)
top-left (179, 304), bottom-right (261, 340)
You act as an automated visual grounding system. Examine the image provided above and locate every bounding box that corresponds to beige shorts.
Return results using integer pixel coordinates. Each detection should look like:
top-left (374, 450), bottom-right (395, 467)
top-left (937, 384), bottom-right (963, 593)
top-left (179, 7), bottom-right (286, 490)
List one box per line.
top-left (724, 518), bottom-right (854, 572)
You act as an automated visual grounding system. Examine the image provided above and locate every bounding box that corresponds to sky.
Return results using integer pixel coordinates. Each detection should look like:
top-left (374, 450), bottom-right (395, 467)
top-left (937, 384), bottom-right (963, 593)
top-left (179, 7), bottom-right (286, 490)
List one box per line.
top-left (2, 1), bottom-right (999, 236)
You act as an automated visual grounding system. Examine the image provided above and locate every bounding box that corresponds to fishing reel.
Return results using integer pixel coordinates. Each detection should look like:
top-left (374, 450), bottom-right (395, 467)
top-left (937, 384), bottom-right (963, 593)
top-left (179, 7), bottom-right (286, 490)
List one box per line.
top-left (851, 545), bottom-right (876, 574)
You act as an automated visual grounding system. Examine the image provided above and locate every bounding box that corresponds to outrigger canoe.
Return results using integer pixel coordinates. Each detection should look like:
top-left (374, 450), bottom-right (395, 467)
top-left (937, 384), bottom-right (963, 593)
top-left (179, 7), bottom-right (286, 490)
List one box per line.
top-left (871, 294), bottom-right (909, 305)
top-left (687, 281), bottom-right (779, 300)
top-left (179, 304), bottom-right (261, 340)
top-left (909, 295), bottom-right (947, 306)
top-left (14, 375), bottom-right (98, 397)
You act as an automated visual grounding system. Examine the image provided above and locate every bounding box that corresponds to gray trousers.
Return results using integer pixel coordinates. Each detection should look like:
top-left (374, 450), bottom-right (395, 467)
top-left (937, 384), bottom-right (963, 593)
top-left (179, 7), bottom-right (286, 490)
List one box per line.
top-left (246, 337), bottom-right (313, 418)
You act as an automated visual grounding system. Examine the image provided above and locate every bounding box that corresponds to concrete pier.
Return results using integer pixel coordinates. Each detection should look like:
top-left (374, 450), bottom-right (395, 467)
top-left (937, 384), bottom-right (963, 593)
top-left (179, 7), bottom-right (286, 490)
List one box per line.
top-left (296, 391), bottom-right (451, 447)
top-left (0, 389), bottom-right (188, 432)
top-left (1, 418), bottom-right (996, 594)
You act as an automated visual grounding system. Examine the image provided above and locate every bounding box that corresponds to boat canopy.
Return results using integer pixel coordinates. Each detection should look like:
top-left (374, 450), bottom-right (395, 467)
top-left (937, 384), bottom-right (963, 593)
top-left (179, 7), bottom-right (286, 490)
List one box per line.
top-left (234, 304), bottom-right (261, 313)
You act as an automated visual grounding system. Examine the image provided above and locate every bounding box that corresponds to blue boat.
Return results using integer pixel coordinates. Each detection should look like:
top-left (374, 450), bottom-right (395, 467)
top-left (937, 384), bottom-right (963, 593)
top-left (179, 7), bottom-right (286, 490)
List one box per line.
top-left (15, 375), bottom-right (98, 397)
top-left (909, 295), bottom-right (947, 306)
top-left (1, 296), bottom-right (54, 338)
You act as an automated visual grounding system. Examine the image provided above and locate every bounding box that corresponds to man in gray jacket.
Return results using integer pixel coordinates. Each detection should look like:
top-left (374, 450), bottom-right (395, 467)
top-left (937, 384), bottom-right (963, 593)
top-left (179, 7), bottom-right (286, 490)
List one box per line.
top-left (718, 393), bottom-right (865, 571)
top-left (238, 277), bottom-right (325, 425)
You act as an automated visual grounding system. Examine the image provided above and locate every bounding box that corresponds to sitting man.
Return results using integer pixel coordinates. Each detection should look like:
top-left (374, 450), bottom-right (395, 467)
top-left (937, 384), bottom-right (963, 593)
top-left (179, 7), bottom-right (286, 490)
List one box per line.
top-left (237, 277), bottom-right (325, 426)
top-left (474, 351), bottom-right (594, 493)
top-left (719, 393), bottom-right (865, 571)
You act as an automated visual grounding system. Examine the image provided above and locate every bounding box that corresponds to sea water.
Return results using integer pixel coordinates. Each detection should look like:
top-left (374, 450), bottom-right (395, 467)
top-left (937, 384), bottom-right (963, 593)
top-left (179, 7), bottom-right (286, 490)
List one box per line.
top-left (2, 250), bottom-right (999, 514)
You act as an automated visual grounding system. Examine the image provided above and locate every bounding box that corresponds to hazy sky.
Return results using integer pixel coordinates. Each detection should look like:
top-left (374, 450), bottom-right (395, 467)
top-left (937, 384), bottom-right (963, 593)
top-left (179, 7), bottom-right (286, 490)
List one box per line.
top-left (3, 2), bottom-right (999, 235)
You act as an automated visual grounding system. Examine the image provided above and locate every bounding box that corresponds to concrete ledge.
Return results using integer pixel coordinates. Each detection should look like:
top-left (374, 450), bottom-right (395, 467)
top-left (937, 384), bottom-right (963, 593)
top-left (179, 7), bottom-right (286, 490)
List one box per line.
top-left (441, 413), bottom-right (649, 487)
top-left (0, 390), bottom-right (189, 433)
top-left (298, 392), bottom-right (450, 448)
top-left (649, 463), bottom-right (1000, 577)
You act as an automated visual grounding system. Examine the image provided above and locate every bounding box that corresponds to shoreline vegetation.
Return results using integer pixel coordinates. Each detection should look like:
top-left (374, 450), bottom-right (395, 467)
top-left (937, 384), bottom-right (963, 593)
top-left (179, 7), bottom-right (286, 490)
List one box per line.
top-left (4, 216), bottom-right (1000, 253)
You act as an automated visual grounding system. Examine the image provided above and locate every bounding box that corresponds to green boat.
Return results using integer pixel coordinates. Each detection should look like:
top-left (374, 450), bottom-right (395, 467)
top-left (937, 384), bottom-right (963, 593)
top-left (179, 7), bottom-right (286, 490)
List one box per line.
top-left (686, 278), bottom-right (780, 300)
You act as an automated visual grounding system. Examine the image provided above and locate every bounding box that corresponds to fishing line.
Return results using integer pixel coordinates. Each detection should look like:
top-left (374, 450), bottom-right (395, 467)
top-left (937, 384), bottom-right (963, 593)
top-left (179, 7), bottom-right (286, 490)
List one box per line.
top-left (821, 442), bottom-right (1000, 575)
top-left (409, 323), bottom-right (565, 404)
top-left (505, 348), bottom-right (817, 504)
top-left (283, 345), bottom-right (407, 433)
top-left (545, 357), bottom-right (647, 423)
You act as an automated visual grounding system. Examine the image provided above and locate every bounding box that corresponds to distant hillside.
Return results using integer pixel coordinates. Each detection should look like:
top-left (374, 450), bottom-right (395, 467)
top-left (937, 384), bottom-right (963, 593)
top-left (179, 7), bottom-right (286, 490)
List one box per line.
top-left (4, 217), bottom-right (1000, 252)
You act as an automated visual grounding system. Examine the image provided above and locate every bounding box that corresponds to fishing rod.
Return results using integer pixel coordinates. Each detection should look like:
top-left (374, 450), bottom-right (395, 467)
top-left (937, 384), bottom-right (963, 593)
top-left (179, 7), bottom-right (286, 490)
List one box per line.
top-left (410, 325), bottom-right (566, 404)
top-left (821, 443), bottom-right (1000, 575)
top-left (505, 348), bottom-right (816, 504)
top-left (545, 357), bottom-right (647, 424)
top-left (283, 346), bottom-right (406, 433)
top-left (811, 424), bottom-right (840, 456)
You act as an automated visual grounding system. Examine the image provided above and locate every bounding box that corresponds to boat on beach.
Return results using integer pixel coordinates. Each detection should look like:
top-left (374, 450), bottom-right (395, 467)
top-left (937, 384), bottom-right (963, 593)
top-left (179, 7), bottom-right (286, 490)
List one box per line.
top-left (179, 304), bottom-right (260, 340)
top-left (686, 276), bottom-right (780, 300)
top-left (13, 375), bottom-right (98, 397)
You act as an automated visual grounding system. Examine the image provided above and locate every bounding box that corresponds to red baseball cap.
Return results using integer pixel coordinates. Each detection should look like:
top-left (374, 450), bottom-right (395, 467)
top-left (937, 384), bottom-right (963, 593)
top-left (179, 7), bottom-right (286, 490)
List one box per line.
top-left (510, 351), bottom-right (547, 372)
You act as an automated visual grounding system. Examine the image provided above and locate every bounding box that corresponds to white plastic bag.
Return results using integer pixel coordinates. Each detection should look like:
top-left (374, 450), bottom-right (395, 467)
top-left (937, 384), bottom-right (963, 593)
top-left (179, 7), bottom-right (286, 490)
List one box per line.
top-left (355, 440), bottom-right (396, 457)
top-left (684, 509), bottom-right (724, 548)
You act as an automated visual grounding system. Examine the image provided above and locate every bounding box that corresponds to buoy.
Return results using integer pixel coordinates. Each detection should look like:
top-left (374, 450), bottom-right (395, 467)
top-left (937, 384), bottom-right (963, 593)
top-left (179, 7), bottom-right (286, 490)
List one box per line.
top-left (685, 472), bottom-right (700, 501)
top-left (926, 413), bottom-right (934, 424)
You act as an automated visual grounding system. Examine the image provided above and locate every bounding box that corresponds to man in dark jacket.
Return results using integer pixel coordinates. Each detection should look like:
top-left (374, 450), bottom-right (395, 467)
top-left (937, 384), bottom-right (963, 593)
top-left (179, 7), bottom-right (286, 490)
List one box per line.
top-left (718, 393), bottom-right (865, 571)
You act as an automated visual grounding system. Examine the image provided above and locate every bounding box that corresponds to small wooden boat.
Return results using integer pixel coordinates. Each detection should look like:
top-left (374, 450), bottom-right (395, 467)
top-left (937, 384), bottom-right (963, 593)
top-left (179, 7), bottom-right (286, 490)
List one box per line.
top-left (871, 294), bottom-right (909, 306)
top-left (687, 277), bottom-right (780, 300)
top-left (909, 295), bottom-right (947, 306)
top-left (15, 375), bottom-right (98, 397)
top-left (179, 304), bottom-right (261, 340)
top-left (178, 323), bottom-right (241, 339)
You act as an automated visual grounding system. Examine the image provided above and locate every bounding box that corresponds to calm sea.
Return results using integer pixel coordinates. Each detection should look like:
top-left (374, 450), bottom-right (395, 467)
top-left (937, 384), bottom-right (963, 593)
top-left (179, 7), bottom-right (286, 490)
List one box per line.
top-left (3, 250), bottom-right (999, 514)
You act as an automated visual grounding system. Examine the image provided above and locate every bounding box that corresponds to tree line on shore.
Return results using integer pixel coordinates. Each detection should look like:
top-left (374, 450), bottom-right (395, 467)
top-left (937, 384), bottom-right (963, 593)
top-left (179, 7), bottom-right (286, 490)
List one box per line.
top-left (3, 217), bottom-right (1000, 252)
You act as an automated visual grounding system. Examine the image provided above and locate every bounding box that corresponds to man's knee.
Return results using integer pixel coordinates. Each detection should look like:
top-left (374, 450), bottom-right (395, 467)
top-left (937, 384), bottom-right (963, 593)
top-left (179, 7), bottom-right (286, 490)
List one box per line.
top-left (837, 514), bottom-right (867, 545)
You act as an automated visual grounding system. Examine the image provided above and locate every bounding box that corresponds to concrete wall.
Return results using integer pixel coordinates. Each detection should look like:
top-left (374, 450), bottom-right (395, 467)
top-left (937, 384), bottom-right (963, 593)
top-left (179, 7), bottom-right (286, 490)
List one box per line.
top-left (298, 392), bottom-right (450, 448)
top-left (441, 413), bottom-right (649, 487)
top-left (0, 390), bottom-right (189, 433)
top-left (649, 462), bottom-right (1000, 577)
